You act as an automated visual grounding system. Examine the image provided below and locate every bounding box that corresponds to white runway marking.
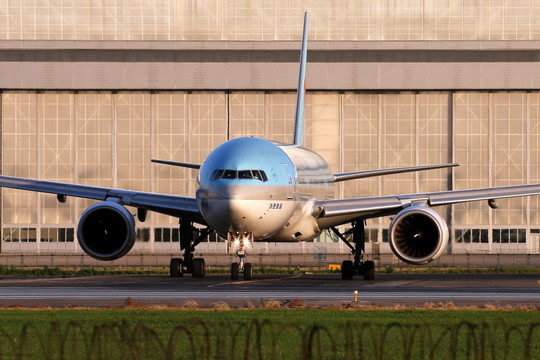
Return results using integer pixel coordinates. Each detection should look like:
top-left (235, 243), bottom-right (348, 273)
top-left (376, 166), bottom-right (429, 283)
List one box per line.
top-left (0, 287), bottom-right (538, 301)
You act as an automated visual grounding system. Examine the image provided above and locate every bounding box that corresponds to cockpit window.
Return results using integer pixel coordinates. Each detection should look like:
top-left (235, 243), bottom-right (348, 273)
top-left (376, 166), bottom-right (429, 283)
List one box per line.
top-left (222, 170), bottom-right (237, 179)
top-left (259, 170), bottom-right (268, 182)
top-left (252, 170), bottom-right (261, 181)
top-left (238, 170), bottom-right (252, 179)
top-left (211, 169), bottom-right (268, 182)
top-left (210, 169), bottom-right (224, 181)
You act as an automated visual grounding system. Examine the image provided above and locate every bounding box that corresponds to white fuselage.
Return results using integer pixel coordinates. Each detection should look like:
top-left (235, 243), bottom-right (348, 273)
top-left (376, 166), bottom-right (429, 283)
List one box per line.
top-left (196, 137), bottom-right (334, 242)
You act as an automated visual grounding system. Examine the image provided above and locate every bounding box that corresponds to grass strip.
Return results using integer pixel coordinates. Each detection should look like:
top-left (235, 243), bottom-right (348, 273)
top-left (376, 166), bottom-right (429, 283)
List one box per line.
top-left (0, 264), bottom-right (539, 277)
top-left (0, 309), bottom-right (538, 359)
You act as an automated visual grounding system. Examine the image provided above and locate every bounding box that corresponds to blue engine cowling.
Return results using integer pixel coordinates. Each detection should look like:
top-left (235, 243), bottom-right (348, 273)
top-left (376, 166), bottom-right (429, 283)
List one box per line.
top-left (77, 202), bottom-right (136, 261)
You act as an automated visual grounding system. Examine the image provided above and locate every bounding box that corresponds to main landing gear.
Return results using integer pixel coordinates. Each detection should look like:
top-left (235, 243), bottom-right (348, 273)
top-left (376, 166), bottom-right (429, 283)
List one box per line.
top-left (330, 220), bottom-right (375, 281)
top-left (228, 231), bottom-right (253, 281)
top-left (170, 219), bottom-right (213, 278)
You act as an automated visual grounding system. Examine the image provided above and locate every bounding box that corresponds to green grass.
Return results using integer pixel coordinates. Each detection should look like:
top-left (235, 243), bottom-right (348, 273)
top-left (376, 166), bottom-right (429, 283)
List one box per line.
top-left (0, 265), bottom-right (162, 277)
top-left (0, 264), bottom-right (538, 277)
top-left (381, 265), bottom-right (540, 274)
top-left (0, 309), bottom-right (538, 359)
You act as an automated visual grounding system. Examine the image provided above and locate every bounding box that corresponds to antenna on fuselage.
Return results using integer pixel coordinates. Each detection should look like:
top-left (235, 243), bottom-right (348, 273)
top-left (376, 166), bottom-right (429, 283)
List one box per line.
top-left (292, 12), bottom-right (308, 147)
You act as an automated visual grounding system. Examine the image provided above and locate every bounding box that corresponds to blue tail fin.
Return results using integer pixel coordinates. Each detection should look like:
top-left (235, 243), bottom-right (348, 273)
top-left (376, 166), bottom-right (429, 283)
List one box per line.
top-left (292, 12), bottom-right (308, 146)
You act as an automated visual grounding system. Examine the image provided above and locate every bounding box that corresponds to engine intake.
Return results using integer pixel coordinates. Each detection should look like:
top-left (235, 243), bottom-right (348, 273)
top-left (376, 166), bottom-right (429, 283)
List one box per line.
top-left (77, 202), bottom-right (136, 261)
top-left (388, 204), bottom-right (449, 265)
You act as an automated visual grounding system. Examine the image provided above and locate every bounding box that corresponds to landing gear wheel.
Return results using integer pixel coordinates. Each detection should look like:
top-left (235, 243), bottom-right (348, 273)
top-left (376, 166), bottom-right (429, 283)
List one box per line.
top-left (363, 260), bottom-right (375, 281)
top-left (333, 221), bottom-right (375, 281)
top-left (170, 258), bottom-right (183, 278)
top-left (192, 258), bottom-right (206, 278)
top-left (341, 260), bottom-right (354, 280)
top-left (231, 262), bottom-right (240, 280)
top-left (244, 263), bottom-right (252, 280)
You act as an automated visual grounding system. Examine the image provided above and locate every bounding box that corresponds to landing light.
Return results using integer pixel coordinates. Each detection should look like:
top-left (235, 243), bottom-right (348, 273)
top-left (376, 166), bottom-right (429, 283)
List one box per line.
top-left (228, 232), bottom-right (253, 250)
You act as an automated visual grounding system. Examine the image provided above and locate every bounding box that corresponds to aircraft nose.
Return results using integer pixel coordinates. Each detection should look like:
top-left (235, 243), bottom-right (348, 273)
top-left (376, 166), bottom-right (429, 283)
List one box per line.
top-left (226, 198), bottom-right (251, 221)
top-left (197, 184), bottom-right (254, 233)
top-left (211, 184), bottom-right (252, 201)
top-left (217, 187), bottom-right (253, 225)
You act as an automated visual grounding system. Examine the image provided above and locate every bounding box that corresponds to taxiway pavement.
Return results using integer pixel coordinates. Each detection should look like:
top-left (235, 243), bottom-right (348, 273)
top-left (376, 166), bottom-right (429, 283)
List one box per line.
top-left (0, 273), bottom-right (538, 308)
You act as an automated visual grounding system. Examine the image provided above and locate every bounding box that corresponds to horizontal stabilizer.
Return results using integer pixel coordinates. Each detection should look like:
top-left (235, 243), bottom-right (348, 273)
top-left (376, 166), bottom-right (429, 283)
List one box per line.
top-left (151, 159), bottom-right (201, 169)
top-left (333, 163), bottom-right (459, 183)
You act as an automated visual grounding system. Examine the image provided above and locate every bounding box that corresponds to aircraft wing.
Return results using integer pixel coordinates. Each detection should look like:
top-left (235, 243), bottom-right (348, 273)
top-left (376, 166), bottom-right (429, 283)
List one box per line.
top-left (0, 175), bottom-right (205, 224)
top-left (316, 183), bottom-right (540, 228)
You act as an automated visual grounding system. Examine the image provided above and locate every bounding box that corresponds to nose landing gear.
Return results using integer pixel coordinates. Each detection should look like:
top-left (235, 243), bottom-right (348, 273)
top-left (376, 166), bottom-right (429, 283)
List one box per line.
top-left (228, 231), bottom-right (253, 280)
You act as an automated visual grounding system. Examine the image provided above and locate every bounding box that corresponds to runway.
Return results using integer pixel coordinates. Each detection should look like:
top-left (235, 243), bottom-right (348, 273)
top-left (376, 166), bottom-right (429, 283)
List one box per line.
top-left (0, 273), bottom-right (538, 308)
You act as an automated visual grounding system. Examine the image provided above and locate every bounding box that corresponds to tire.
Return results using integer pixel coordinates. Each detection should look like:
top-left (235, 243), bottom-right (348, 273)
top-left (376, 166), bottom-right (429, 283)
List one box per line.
top-left (170, 258), bottom-right (183, 278)
top-left (341, 260), bottom-right (354, 280)
top-left (244, 263), bottom-right (252, 281)
top-left (231, 262), bottom-right (240, 280)
top-left (192, 258), bottom-right (206, 278)
top-left (363, 260), bottom-right (375, 281)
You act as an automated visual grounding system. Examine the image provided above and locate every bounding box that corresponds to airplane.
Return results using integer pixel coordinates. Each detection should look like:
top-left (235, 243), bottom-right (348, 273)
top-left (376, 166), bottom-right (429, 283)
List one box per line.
top-left (1, 12), bottom-right (540, 281)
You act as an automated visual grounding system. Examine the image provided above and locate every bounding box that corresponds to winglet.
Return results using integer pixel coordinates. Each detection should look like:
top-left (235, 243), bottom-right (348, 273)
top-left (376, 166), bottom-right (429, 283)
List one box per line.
top-left (292, 12), bottom-right (308, 147)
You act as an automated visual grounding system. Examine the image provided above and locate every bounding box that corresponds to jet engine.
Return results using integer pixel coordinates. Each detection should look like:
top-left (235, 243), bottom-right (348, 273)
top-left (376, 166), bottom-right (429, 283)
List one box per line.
top-left (77, 202), bottom-right (136, 261)
top-left (388, 204), bottom-right (449, 265)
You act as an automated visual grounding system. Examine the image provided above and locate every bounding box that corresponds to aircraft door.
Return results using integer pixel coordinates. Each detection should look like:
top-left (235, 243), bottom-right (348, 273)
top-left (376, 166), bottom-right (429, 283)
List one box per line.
top-left (280, 163), bottom-right (294, 199)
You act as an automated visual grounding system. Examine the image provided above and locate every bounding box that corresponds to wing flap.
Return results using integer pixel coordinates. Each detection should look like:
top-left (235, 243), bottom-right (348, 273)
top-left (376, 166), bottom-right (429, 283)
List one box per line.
top-left (320, 196), bottom-right (405, 218)
top-left (427, 184), bottom-right (540, 206)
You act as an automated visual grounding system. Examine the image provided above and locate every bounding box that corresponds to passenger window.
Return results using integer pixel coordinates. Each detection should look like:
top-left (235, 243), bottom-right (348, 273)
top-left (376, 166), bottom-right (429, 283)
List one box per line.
top-left (223, 170), bottom-right (237, 179)
top-left (238, 170), bottom-right (253, 179)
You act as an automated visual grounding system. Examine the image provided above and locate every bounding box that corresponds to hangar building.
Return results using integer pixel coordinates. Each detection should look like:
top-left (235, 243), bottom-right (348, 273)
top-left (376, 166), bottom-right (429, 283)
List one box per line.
top-left (1, 2), bottom-right (539, 255)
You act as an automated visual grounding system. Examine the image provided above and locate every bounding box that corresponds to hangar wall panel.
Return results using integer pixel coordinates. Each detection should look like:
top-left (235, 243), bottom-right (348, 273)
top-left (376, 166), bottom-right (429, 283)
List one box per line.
top-left (453, 93), bottom-right (490, 227)
top-left (1, 91), bottom-right (538, 254)
top-left (530, 94), bottom-right (540, 227)
top-left (342, 93), bottom-right (379, 200)
top-left (2, 1), bottom-right (540, 41)
top-left (153, 93), bottom-right (190, 225)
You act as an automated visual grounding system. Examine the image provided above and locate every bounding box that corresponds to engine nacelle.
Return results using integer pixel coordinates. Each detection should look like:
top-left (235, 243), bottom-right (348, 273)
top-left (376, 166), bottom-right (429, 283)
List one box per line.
top-left (388, 204), bottom-right (449, 265)
top-left (77, 202), bottom-right (136, 261)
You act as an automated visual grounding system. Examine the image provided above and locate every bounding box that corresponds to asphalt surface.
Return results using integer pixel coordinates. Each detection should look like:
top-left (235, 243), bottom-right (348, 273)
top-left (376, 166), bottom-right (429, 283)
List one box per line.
top-left (0, 273), bottom-right (538, 308)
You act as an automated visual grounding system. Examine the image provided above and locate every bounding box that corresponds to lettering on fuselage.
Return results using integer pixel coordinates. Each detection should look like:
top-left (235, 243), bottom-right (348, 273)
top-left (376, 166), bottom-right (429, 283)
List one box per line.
top-left (268, 202), bottom-right (283, 210)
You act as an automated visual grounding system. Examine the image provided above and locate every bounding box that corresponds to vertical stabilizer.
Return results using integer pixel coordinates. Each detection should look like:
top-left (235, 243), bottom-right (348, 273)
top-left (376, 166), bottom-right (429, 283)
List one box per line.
top-left (292, 12), bottom-right (308, 146)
